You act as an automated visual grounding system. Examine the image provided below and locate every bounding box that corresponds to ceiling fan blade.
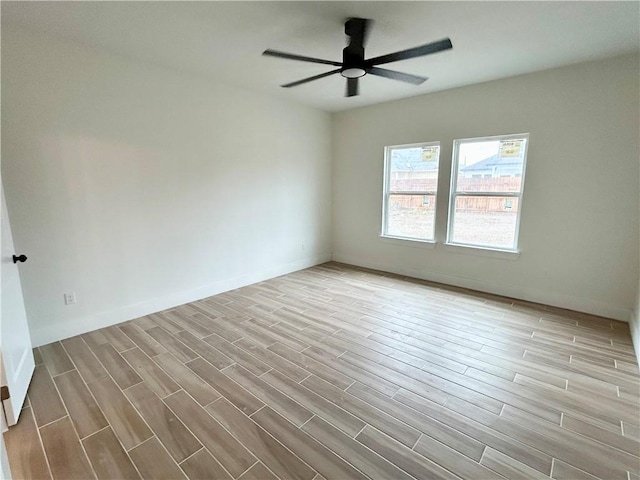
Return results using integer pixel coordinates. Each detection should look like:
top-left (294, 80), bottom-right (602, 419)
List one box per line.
top-left (345, 17), bottom-right (372, 49)
top-left (263, 49), bottom-right (342, 67)
top-left (368, 67), bottom-right (428, 85)
top-left (366, 38), bottom-right (453, 66)
top-left (281, 68), bottom-right (342, 88)
top-left (346, 77), bottom-right (359, 97)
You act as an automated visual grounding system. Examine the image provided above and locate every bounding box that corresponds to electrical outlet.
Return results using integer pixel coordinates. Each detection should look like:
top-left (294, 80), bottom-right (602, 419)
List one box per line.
top-left (64, 292), bottom-right (77, 305)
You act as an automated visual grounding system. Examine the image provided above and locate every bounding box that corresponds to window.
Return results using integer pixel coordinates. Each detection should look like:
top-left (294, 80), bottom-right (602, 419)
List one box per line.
top-left (447, 134), bottom-right (529, 251)
top-left (381, 142), bottom-right (440, 241)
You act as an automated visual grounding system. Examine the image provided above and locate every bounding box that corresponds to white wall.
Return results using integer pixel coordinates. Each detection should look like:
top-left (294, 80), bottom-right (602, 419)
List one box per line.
top-left (2, 26), bottom-right (332, 346)
top-left (332, 54), bottom-right (639, 322)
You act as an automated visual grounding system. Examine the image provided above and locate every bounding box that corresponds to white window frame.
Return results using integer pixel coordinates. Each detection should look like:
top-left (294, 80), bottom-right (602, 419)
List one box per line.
top-left (446, 133), bottom-right (529, 253)
top-left (381, 141), bottom-right (440, 243)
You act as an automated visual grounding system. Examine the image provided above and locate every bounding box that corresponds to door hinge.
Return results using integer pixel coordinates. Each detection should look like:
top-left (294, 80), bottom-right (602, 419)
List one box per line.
top-left (0, 386), bottom-right (9, 402)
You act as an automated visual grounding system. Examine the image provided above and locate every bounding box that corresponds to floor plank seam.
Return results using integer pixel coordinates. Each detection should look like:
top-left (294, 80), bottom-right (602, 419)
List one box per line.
top-left (46, 361), bottom-right (99, 480)
top-left (27, 404), bottom-right (55, 480)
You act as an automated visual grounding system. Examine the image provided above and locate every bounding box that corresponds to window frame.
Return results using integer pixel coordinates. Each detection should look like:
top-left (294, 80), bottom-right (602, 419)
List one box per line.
top-left (446, 133), bottom-right (530, 253)
top-left (381, 141), bottom-right (441, 243)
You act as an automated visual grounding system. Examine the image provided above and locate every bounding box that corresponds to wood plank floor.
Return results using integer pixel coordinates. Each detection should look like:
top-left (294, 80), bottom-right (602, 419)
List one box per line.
top-left (5, 262), bottom-right (640, 480)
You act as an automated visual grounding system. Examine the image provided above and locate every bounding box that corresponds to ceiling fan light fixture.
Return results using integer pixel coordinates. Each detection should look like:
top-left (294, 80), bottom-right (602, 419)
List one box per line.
top-left (340, 67), bottom-right (366, 78)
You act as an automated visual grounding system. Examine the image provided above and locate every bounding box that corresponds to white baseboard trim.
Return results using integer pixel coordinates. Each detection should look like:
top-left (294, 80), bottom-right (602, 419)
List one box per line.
top-left (332, 253), bottom-right (632, 323)
top-left (31, 253), bottom-right (332, 346)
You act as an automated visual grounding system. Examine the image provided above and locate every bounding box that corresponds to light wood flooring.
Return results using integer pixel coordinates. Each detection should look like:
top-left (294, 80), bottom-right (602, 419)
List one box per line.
top-left (5, 262), bottom-right (640, 480)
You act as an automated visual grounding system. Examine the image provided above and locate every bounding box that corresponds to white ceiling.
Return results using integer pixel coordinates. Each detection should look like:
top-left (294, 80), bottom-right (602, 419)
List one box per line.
top-left (3, 1), bottom-right (639, 112)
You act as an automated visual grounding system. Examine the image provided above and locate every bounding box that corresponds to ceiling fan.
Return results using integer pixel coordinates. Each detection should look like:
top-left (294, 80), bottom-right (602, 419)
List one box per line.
top-left (263, 18), bottom-right (453, 97)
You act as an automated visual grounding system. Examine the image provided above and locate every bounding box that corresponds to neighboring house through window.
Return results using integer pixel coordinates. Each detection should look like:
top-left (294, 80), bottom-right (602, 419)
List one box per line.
top-left (448, 134), bottom-right (529, 251)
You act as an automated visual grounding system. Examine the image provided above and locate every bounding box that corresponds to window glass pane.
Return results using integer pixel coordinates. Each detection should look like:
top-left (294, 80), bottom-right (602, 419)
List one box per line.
top-left (386, 194), bottom-right (435, 240)
top-left (456, 139), bottom-right (526, 193)
top-left (389, 145), bottom-right (439, 192)
top-left (450, 196), bottom-right (519, 249)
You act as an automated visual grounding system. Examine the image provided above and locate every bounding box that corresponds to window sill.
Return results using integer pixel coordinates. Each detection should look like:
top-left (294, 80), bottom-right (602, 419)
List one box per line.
top-left (440, 243), bottom-right (520, 260)
top-left (378, 236), bottom-right (520, 260)
top-left (379, 235), bottom-right (436, 249)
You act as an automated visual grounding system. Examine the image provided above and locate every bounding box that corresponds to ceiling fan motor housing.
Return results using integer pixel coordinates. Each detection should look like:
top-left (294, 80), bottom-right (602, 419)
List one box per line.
top-left (342, 46), bottom-right (366, 75)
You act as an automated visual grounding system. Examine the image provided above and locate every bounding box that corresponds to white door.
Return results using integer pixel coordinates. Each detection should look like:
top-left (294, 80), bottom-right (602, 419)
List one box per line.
top-left (1, 184), bottom-right (34, 426)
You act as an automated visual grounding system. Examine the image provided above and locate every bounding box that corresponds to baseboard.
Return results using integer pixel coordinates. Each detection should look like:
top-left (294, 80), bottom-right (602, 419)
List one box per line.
top-left (331, 253), bottom-right (632, 323)
top-left (31, 253), bottom-right (332, 346)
